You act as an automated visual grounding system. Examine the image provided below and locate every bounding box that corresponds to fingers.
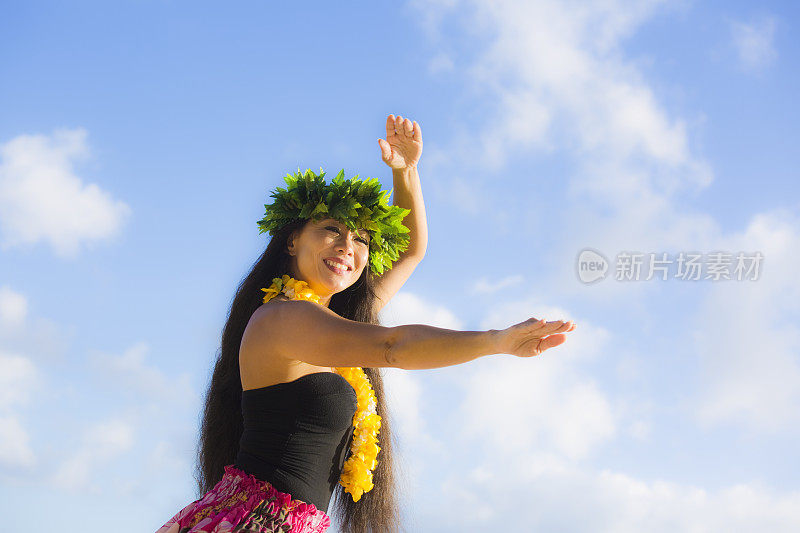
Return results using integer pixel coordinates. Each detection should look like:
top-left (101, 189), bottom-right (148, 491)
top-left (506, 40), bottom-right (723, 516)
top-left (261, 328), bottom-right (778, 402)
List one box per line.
top-left (412, 120), bottom-right (421, 141)
top-left (403, 117), bottom-right (414, 136)
top-left (557, 321), bottom-right (575, 332)
top-left (394, 115), bottom-right (410, 136)
top-left (386, 114), bottom-right (419, 140)
top-left (530, 318), bottom-right (574, 335)
top-left (518, 317), bottom-right (576, 357)
top-left (530, 333), bottom-right (568, 357)
top-left (378, 138), bottom-right (390, 160)
top-left (540, 333), bottom-right (567, 351)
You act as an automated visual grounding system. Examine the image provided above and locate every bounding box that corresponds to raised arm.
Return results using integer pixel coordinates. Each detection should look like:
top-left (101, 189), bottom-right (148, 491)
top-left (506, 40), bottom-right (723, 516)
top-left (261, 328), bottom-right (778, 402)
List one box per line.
top-left (372, 165), bottom-right (428, 313)
top-left (374, 115), bottom-right (428, 312)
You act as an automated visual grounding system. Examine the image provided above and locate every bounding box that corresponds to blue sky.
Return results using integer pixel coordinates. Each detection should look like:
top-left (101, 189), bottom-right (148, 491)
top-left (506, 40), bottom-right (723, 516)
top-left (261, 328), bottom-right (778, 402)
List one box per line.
top-left (1, 1), bottom-right (799, 531)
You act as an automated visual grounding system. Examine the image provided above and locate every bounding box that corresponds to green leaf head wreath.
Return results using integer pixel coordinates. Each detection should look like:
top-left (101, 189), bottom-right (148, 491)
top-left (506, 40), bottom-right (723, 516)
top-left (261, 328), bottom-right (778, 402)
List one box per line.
top-left (256, 167), bottom-right (412, 275)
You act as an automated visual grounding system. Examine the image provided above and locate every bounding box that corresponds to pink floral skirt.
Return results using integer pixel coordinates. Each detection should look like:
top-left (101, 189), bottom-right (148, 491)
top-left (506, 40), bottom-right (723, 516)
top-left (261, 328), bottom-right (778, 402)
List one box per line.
top-left (155, 464), bottom-right (331, 533)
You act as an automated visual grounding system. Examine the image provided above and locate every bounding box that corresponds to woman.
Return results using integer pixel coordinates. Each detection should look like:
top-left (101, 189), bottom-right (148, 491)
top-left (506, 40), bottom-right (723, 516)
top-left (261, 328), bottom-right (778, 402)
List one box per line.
top-left (156, 115), bottom-right (576, 533)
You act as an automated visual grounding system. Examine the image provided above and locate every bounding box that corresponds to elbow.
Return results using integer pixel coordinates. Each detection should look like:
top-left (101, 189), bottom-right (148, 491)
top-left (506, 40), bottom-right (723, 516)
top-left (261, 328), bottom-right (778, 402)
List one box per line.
top-left (384, 327), bottom-right (403, 369)
top-left (404, 246), bottom-right (426, 262)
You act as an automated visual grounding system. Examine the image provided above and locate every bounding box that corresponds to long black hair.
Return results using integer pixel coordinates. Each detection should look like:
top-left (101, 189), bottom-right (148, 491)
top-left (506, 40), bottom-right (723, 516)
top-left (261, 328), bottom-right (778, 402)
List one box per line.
top-left (195, 218), bottom-right (403, 532)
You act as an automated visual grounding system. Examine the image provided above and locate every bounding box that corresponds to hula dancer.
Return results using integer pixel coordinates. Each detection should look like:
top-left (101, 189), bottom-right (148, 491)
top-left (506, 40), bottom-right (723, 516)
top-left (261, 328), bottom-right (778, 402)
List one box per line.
top-left (155, 114), bottom-right (576, 533)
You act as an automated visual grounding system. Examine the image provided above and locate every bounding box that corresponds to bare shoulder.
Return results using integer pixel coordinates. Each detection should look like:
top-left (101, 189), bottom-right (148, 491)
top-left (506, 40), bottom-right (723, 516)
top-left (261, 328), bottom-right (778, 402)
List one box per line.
top-left (246, 299), bottom-right (339, 351)
top-left (243, 297), bottom-right (293, 349)
top-left (257, 296), bottom-right (341, 320)
top-left (240, 298), bottom-right (320, 389)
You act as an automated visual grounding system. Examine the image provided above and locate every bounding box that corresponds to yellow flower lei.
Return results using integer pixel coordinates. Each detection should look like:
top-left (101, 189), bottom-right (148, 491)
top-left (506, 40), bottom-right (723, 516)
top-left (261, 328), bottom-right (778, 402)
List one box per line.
top-left (260, 274), bottom-right (381, 502)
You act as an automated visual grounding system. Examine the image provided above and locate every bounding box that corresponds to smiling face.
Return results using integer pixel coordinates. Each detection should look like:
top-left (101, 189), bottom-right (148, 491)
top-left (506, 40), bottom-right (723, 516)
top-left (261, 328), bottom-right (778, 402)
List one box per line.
top-left (285, 217), bottom-right (371, 304)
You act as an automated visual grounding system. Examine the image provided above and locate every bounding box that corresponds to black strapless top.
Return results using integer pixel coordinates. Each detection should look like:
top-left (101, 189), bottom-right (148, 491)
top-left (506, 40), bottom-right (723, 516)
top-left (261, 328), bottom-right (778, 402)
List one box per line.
top-left (234, 372), bottom-right (358, 514)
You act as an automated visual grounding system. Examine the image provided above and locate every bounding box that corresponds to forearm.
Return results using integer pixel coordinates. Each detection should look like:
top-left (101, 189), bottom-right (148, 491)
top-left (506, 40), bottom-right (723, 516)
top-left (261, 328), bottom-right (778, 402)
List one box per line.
top-left (392, 166), bottom-right (428, 258)
top-left (388, 324), bottom-right (500, 370)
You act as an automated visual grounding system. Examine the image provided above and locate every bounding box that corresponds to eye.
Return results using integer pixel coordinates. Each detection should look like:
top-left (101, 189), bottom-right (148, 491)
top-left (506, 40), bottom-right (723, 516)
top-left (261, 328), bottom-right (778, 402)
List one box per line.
top-left (326, 226), bottom-right (369, 245)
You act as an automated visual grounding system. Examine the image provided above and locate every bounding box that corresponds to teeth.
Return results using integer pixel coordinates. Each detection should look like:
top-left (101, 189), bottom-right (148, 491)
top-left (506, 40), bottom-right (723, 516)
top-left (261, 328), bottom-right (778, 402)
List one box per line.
top-left (325, 259), bottom-right (349, 271)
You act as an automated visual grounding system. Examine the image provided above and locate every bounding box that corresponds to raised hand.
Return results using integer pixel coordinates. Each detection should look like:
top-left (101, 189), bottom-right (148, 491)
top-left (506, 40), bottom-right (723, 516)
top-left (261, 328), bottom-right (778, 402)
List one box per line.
top-left (496, 317), bottom-right (577, 358)
top-left (378, 114), bottom-right (423, 171)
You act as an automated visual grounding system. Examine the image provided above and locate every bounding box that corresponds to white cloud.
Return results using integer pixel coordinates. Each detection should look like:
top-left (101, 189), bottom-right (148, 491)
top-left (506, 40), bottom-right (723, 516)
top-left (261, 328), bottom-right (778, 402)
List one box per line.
top-left (87, 418), bottom-right (135, 457)
top-left (693, 208), bottom-right (800, 431)
top-left (88, 341), bottom-right (197, 406)
top-left (36, 340), bottom-right (201, 499)
top-left (0, 128), bottom-right (132, 258)
top-left (409, 0), bottom-right (721, 260)
top-left (408, 444), bottom-right (800, 531)
top-left (0, 288), bottom-right (200, 501)
top-left (459, 357), bottom-right (615, 460)
top-left (0, 286), bottom-right (28, 327)
top-left (381, 367), bottom-right (447, 459)
top-left (730, 14), bottom-right (778, 72)
top-left (51, 417), bottom-right (135, 491)
top-left (411, 0), bottom-right (721, 302)
top-left (415, 0), bottom-right (698, 174)
top-left (0, 352), bottom-right (38, 470)
top-left (379, 291), bottom-right (464, 330)
top-left (470, 274), bottom-right (524, 295)
top-left (0, 286), bottom-right (66, 363)
top-left (0, 416), bottom-right (36, 469)
top-left (0, 295), bottom-right (69, 365)
top-left (459, 299), bottom-right (615, 461)
top-left (0, 352), bottom-right (37, 410)
top-left (382, 368), bottom-right (424, 440)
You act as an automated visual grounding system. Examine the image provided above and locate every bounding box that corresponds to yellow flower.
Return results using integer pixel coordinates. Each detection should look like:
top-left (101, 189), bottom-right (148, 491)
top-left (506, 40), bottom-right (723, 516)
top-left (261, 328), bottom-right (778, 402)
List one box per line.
top-left (260, 287), bottom-right (279, 303)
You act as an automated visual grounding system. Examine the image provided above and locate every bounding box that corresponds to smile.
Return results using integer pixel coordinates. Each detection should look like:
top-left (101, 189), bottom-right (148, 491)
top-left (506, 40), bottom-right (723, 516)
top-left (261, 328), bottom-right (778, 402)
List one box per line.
top-left (323, 259), bottom-right (350, 274)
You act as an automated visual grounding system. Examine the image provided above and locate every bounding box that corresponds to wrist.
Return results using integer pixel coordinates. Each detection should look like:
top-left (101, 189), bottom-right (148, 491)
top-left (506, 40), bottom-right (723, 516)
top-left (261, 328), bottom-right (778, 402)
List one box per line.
top-left (487, 328), bottom-right (504, 355)
top-left (392, 166), bottom-right (417, 178)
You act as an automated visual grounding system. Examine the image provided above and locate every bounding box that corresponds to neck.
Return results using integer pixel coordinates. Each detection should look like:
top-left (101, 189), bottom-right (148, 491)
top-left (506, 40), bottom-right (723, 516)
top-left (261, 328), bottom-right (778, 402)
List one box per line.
top-left (282, 270), bottom-right (333, 307)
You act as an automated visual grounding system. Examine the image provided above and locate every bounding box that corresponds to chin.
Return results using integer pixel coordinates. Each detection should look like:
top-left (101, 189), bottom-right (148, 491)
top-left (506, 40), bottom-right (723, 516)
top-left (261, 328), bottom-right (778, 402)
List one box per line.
top-left (330, 275), bottom-right (358, 293)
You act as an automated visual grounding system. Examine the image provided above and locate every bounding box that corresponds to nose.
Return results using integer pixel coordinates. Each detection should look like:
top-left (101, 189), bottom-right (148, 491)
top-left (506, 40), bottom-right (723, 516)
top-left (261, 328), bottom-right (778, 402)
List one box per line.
top-left (334, 232), bottom-right (356, 255)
